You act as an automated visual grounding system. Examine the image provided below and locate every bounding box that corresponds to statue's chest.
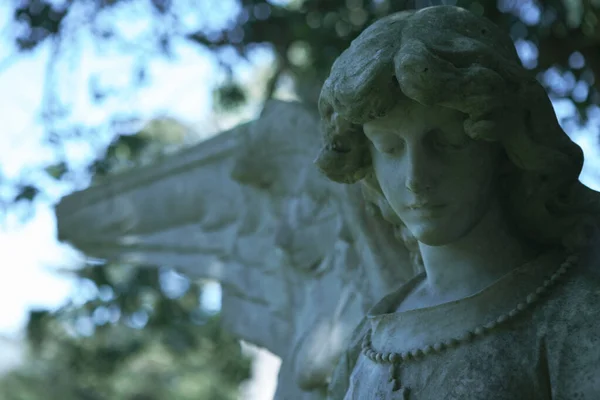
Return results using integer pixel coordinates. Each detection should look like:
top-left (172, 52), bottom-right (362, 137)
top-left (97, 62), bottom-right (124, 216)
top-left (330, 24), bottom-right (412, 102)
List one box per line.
top-left (344, 328), bottom-right (549, 400)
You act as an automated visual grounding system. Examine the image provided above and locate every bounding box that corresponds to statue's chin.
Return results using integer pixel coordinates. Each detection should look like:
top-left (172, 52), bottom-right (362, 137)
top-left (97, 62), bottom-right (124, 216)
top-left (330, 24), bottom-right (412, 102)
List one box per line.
top-left (407, 226), bottom-right (453, 247)
top-left (407, 220), bottom-right (474, 247)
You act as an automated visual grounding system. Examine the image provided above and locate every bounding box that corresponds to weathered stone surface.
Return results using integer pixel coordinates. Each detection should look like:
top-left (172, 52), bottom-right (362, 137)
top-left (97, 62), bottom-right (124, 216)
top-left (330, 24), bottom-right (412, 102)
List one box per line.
top-left (317, 6), bottom-right (600, 399)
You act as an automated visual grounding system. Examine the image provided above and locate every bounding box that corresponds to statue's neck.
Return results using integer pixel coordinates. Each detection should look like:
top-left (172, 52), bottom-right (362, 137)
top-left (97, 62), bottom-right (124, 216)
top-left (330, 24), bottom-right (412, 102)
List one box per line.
top-left (418, 199), bottom-right (540, 300)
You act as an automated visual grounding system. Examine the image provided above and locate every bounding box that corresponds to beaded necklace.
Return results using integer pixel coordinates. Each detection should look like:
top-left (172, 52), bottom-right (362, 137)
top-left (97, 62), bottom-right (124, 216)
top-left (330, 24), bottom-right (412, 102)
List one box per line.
top-left (360, 254), bottom-right (579, 398)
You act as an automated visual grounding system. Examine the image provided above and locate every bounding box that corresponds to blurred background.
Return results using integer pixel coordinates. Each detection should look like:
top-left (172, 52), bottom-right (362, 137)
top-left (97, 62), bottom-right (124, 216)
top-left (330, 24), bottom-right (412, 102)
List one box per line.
top-left (0, 0), bottom-right (599, 399)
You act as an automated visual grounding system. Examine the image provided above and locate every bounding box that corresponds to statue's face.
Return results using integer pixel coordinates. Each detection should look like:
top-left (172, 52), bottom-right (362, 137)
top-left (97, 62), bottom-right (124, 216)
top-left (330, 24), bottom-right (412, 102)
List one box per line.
top-left (363, 100), bottom-right (500, 246)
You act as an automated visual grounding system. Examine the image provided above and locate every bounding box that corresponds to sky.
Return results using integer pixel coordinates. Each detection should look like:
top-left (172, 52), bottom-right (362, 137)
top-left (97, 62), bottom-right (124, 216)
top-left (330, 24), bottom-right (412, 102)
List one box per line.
top-left (0, 1), bottom-right (247, 335)
top-left (0, 41), bottom-right (82, 334)
top-left (0, 0), bottom-right (599, 340)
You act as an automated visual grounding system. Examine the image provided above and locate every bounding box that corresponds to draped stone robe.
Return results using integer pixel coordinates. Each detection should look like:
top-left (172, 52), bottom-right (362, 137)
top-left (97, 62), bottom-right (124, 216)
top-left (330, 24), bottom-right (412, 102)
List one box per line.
top-left (327, 249), bottom-right (600, 400)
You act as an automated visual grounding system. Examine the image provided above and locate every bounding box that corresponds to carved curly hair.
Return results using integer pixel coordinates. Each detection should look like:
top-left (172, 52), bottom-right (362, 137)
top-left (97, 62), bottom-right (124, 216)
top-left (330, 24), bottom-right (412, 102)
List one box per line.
top-left (315, 6), bottom-right (600, 251)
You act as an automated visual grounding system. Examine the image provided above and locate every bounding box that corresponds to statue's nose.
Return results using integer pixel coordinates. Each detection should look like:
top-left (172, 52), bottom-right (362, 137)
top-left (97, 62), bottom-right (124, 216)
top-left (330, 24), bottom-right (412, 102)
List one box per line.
top-left (404, 146), bottom-right (434, 193)
top-left (405, 178), bottom-right (432, 194)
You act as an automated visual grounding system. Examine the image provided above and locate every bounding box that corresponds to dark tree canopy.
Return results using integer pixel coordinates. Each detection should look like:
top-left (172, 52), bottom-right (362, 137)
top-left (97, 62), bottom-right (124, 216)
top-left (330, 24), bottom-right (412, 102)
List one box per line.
top-left (6, 0), bottom-right (600, 204)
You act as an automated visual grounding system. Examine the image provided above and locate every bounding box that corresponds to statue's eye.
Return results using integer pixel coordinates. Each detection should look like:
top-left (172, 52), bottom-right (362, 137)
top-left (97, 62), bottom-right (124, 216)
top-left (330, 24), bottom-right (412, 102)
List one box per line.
top-left (431, 129), bottom-right (470, 151)
top-left (377, 139), bottom-right (404, 155)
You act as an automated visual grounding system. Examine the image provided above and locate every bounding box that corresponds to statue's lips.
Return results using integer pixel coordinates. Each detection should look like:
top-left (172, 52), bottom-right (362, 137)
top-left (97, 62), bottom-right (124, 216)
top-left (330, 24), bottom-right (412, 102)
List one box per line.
top-left (406, 203), bottom-right (448, 218)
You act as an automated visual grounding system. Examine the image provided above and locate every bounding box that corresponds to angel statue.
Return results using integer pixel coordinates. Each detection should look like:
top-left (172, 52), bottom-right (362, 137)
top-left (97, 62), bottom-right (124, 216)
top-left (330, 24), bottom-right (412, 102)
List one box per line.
top-left (55, 4), bottom-right (600, 400)
top-left (55, 100), bottom-right (419, 399)
top-left (314, 5), bottom-right (600, 400)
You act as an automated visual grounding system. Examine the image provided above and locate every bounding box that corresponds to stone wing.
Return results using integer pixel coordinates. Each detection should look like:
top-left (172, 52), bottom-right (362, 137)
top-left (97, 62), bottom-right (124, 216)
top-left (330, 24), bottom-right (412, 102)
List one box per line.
top-left (55, 100), bottom-right (418, 396)
top-left (55, 112), bottom-right (295, 356)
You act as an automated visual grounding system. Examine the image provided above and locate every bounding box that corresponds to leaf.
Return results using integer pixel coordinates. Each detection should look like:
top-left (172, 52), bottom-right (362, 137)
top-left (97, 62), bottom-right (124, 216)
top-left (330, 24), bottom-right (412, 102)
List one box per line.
top-left (214, 83), bottom-right (247, 110)
top-left (26, 309), bottom-right (50, 348)
top-left (45, 162), bottom-right (68, 179)
top-left (151, 0), bottom-right (171, 14)
top-left (14, 185), bottom-right (39, 202)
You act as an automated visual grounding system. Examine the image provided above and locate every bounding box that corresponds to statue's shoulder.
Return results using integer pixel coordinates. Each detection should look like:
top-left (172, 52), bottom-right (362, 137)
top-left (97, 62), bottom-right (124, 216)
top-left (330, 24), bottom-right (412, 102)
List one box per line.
top-left (540, 251), bottom-right (600, 397)
top-left (540, 249), bottom-right (600, 342)
top-left (567, 250), bottom-right (600, 305)
top-left (545, 252), bottom-right (600, 322)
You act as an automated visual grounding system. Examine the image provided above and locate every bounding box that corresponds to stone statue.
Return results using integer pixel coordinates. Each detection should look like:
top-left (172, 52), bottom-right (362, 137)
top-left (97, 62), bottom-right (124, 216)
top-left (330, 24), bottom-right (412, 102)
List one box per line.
top-left (315, 5), bottom-right (600, 399)
top-left (54, 5), bottom-right (600, 400)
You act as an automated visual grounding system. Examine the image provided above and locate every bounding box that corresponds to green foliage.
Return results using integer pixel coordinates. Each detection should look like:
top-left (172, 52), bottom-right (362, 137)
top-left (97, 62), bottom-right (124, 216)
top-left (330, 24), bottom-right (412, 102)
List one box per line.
top-left (10, 1), bottom-right (600, 107)
top-left (13, 0), bottom-right (68, 50)
top-left (0, 265), bottom-right (252, 400)
top-left (0, 120), bottom-right (251, 399)
top-left (44, 162), bottom-right (68, 180)
top-left (88, 134), bottom-right (151, 178)
top-left (214, 83), bottom-right (248, 111)
top-left (13, 185), bottom-right (39, 203)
